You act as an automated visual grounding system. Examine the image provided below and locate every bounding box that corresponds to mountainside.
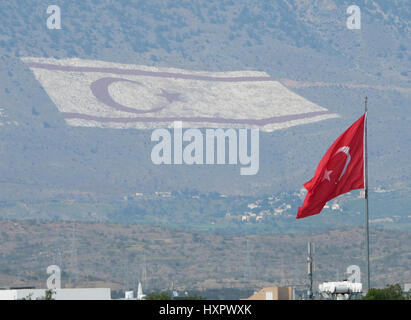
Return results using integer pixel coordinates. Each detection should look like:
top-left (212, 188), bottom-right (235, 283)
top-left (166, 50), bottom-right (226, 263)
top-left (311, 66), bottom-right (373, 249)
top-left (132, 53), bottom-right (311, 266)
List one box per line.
top-left (1, 0), bottom-right (410, 83)
top-left (0, 220), bottom-right (410, 296)
top-left (0, 0), bottom-right (410, 221)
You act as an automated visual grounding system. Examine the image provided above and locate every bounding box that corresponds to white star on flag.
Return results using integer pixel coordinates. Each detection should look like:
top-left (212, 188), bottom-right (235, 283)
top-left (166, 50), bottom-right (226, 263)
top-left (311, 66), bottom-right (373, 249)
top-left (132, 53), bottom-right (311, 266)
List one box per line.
top-left (322, 169), bottom-right (333, 182)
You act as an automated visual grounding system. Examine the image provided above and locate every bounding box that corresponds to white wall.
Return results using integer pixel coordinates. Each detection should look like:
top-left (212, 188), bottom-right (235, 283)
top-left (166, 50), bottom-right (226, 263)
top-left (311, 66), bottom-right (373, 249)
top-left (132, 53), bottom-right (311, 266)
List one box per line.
top-left (0, 290), bottom-right (18, 300)
top-left (0, 288), bottom-right (111, 300)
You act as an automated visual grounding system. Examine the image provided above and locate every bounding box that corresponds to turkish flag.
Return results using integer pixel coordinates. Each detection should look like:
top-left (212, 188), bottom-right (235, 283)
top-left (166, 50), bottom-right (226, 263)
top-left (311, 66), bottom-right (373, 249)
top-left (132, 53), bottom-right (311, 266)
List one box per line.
top-left (297, 114), bottom-right (365, 219)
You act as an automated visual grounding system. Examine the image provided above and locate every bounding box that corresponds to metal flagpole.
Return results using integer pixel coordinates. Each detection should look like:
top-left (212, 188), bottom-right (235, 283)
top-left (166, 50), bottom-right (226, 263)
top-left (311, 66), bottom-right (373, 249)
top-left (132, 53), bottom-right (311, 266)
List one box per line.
top-left (364, 97), bottom-right (370, 292)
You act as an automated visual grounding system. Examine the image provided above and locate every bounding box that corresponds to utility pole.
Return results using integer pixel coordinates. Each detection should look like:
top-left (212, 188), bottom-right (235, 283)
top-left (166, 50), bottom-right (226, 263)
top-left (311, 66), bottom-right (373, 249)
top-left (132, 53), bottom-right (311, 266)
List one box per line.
top-left (307, 242), bottom-right (313, 299)
top-left (70, 222), bottom-right (78, 286)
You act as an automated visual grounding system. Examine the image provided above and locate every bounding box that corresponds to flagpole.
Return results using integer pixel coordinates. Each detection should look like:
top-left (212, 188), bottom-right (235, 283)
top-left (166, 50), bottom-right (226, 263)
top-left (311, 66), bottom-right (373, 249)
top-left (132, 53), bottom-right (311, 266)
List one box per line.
top-left (364, 97), bottom-right (370, 292)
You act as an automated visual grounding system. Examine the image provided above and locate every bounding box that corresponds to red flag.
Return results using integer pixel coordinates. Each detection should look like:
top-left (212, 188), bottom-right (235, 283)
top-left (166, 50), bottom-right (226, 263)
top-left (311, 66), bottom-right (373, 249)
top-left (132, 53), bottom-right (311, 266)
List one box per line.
top-left (297, 114), bottom-right (365, 219)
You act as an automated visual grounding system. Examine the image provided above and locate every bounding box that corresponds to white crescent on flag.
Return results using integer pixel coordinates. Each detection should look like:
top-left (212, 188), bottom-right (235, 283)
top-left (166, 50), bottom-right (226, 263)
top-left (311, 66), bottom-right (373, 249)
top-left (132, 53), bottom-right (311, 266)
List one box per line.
top-left (22, 57), bottom-right (339, 131)
top-left (336, 146), bottom-right (351, 182)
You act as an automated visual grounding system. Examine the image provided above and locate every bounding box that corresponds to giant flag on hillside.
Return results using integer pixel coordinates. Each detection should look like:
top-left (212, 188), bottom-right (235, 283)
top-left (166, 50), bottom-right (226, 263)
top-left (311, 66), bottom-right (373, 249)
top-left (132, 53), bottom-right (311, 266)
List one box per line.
top-left (22, 57), bottom-right (338, 131)
top-left (297, 114), bottom-right (365, 219)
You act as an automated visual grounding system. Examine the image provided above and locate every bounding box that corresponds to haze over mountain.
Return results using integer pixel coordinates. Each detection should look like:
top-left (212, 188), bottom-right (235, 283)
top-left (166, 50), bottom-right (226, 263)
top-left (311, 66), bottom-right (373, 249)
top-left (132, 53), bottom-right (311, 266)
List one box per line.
top-left (0, 0), bottom-right (409, 216)
top-left (0, 0), bottom-right (410, 296)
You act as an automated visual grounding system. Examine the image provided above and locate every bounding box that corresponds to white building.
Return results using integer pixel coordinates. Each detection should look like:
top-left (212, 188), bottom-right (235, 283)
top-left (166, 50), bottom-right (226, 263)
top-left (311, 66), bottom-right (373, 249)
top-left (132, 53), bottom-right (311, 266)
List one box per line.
top-left (0, 288), bottom-right (111, 300)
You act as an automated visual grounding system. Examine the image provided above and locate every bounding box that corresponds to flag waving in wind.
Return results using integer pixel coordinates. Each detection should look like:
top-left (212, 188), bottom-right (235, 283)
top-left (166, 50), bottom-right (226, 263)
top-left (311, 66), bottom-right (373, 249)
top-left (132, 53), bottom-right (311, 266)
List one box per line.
top-left (297, 114), bottom-right (366, 219)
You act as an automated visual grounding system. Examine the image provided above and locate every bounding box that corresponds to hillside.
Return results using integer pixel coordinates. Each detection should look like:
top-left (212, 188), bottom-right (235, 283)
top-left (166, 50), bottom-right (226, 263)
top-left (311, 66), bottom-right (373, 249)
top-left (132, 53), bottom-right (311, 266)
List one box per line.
top-left (0, 220), bottom-right (409, 298)
top-left (0, 0), bottom-right (410, 203)
top-left (1, 188), bottom-right (410, 233)
top-left (1, 1), bottom-right (410, 302)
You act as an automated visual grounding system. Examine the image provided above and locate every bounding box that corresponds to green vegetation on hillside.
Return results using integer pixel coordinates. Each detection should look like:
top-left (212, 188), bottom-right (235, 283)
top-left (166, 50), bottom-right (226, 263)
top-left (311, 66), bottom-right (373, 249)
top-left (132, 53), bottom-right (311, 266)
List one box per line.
top-left (363, 284), bottom-right (410, 300)
top-left (0, 220), bottom-right (409, 299)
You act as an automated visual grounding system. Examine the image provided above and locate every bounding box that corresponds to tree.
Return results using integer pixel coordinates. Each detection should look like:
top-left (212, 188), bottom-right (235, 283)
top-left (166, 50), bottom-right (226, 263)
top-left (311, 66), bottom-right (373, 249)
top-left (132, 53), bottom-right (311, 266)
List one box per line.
top-left (44, 289), bottom-right (56, 300)
top-left (176, 294), bottom-right (205, 300)
top-left (362, 284), bottom-right (407, 300)
top-left (21, 293), bottom-right (33, 300)
top-left (35, 289), bottom-right (56, 300)
top-left (145, 292), bottom-right (172, 300)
